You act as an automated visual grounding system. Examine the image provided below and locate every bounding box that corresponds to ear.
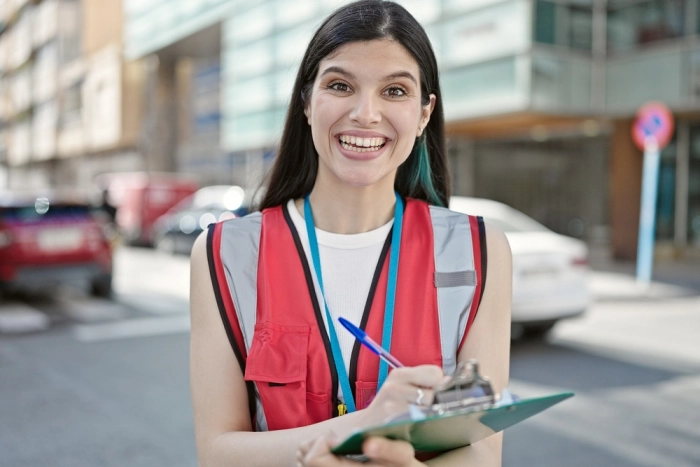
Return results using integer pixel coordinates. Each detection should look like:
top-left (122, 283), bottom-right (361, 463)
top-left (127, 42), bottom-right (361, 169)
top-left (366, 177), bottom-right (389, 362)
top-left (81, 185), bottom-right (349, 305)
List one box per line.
top-left (417, 94), bottom-right (436, 137)
top-left (304, 105), bottom-right (311, 126)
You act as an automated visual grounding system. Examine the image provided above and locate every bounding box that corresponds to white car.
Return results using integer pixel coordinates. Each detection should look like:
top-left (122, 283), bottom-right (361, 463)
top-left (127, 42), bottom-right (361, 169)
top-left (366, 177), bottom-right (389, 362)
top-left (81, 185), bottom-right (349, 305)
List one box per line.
top-left (449, 196), bottom-right (589, 336)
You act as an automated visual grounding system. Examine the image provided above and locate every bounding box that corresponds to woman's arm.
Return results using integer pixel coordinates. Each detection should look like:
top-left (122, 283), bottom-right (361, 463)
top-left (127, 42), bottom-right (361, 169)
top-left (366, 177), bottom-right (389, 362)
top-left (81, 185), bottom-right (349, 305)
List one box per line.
top-left (425, 222), bottom-right (512, 467)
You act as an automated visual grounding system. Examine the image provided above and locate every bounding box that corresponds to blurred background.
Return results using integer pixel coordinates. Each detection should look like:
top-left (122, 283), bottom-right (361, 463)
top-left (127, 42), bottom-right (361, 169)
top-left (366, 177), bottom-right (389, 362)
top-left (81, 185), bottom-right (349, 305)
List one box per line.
top-left (0, 0), bottom-right (699, 466)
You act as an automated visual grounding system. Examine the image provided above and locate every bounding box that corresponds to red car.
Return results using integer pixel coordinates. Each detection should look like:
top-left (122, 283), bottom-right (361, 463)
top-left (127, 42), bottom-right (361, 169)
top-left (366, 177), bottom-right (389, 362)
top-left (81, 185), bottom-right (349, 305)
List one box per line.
top-left (96, 172), bottom-right (199, 246)
top-left (0, 191), bottom-right (114, 298)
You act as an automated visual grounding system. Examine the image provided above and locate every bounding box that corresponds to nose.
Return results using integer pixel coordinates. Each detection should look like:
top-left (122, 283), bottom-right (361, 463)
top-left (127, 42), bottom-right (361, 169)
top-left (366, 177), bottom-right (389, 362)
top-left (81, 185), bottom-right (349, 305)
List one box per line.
top-left (349, 92), bottom-right (381, 126)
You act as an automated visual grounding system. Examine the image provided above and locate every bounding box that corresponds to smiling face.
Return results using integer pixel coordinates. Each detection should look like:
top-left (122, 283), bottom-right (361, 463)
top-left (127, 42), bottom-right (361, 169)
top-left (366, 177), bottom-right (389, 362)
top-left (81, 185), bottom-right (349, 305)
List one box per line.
top-left (305, 39), bottom-right (435, 193)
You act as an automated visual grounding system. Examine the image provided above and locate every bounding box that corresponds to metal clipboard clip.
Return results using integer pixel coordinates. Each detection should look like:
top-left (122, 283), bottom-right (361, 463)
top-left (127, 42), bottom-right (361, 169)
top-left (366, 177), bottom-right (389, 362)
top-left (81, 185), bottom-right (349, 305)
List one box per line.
top-left (385, 360), bottom-right (498, 423)
top-left (426, 359), bottom-right (496, 416)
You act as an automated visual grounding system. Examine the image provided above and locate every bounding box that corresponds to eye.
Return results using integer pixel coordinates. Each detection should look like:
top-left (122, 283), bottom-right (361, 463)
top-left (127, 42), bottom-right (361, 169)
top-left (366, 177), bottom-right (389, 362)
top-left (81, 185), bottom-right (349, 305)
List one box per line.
top-left (384, 86), bottom-right (408, 98)
top-left (327, 81), bottom-right (351, 92)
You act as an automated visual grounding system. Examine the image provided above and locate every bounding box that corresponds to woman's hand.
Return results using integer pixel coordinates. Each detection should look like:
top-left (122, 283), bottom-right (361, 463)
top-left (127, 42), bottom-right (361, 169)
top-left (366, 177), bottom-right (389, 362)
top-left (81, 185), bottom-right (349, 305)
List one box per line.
top-left (297, 434), bottom-right (422, 467)
top-left (296, 366), bottom-right (443, 466)
top-left (361, 365), bottom-right (445, 426)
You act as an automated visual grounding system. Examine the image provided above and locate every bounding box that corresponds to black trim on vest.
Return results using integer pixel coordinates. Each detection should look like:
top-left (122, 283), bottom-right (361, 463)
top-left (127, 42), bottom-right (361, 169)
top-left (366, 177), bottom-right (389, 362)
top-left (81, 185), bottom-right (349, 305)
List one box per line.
top-left (477, 216), bottom-right (488, 299)
top-left (282, 203), bottom-right (340, 418)
top-left (348, 231), bottom-right (392, 402)
top-left (206, 225), bottom-right (257, 426)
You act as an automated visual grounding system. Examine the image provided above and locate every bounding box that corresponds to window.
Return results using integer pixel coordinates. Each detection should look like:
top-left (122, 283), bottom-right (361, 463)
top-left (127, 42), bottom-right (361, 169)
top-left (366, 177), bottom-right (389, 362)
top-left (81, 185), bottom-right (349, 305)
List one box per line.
top-left (689, 127), bottom-right (700, 246)
top-left (59, 83), bottom-right (82, 125)
top-left (656, 136), bottom-right (677, 241)
top-left (534, 0), bottom-right (592, 51)
top-left (607, 0), bottom-right (686, 51)
top-left (58, 0), bottom-right (81, 63)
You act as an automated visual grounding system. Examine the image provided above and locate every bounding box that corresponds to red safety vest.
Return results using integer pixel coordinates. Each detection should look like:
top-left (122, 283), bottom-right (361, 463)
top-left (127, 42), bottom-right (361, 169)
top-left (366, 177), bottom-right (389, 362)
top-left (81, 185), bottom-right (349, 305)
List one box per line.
top-left (207, 199), bottom-right (485, 432)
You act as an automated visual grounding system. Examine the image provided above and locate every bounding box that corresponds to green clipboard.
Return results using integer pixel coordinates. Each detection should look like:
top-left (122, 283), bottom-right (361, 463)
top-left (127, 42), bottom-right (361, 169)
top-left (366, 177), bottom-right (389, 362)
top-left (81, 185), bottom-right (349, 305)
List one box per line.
top-left (331, 392), bottom-right (574, 455)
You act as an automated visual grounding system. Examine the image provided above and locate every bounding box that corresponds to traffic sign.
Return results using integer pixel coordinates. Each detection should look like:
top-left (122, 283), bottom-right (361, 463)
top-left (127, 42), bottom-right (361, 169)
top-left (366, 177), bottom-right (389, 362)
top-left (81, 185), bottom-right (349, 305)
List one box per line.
top-left (631, 102), bottom-right (674, 151)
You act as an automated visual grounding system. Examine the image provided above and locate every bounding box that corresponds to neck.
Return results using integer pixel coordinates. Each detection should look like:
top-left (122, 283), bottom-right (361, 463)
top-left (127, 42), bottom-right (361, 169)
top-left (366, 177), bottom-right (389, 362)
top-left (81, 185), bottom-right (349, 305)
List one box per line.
top-left (297, 182), bottom-right (397, 234)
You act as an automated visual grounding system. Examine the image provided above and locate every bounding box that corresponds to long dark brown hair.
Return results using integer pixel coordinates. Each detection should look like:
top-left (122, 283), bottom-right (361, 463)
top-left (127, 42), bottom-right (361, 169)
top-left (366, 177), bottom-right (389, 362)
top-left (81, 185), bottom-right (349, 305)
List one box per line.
top-left (258, 0), bottom-right (450, 210)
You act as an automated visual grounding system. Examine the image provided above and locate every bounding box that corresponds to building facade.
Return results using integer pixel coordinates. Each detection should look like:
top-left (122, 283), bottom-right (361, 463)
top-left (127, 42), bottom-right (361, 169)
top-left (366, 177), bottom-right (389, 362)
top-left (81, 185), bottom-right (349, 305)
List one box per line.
top-left (119, 0), bottom-right (699, 262)
top-left (0, 0), bottom-right (146, 192)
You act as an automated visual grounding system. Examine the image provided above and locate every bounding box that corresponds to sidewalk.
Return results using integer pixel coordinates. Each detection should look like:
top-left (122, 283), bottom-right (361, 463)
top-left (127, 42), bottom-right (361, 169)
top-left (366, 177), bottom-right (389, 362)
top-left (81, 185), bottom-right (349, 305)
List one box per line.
top-left (549, 246), bottom-right (700, 373)
top-left (588, 243), bottom-right (700, 300)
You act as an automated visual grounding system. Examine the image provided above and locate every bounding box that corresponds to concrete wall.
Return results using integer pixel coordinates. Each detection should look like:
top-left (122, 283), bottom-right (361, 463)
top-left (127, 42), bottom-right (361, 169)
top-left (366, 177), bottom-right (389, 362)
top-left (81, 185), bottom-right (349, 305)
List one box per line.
top-left (610, 119), bottom-right (642, 260)
top-left (82, 0), bottom-right (122, 55)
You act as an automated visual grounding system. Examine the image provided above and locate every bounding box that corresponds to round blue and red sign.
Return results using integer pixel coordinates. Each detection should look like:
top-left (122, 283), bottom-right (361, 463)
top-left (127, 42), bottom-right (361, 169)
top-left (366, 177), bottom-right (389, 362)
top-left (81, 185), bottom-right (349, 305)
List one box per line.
top-left (632, 102), bottom-right (674, 150)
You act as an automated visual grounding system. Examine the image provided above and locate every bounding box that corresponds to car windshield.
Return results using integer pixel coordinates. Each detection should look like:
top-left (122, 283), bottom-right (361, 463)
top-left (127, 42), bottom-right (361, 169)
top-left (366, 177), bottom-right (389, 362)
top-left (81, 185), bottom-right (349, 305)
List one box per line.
top-left (0, 204), bottom-right (94, 221)
top-left (480, 211), bottom-right (550, 233)
top-left (450, 198), bottom-right (551, 233)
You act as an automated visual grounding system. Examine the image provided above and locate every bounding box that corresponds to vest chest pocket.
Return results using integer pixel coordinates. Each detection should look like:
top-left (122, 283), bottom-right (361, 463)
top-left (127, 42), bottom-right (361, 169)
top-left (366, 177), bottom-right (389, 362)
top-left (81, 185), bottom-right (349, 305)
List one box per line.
top-left (244, 322), bottom-right (311, 431)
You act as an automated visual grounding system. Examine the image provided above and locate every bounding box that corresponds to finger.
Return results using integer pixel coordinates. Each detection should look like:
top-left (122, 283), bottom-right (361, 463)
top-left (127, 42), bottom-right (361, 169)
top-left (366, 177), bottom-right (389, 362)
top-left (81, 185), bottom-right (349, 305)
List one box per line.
top-left (300, 436), bottom-right (333, 466)
top-left (302, 435), bottom-right (352, 467)
top-left (298, 437), bottom-right (315, 458)
top-left (386, 365), bottom-right (444, 388)
top-left (362, 437), bottom-right (415, 466)
top-left (380, 380), bottom-right (435, 406)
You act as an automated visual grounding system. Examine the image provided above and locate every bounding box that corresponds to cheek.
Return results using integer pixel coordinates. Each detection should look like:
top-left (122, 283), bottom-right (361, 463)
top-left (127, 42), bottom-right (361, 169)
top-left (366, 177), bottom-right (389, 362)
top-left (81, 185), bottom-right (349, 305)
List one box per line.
top-left (310, 96), bottom-right (342, 128)
top-left (394, 105), bottom-right (422, 136)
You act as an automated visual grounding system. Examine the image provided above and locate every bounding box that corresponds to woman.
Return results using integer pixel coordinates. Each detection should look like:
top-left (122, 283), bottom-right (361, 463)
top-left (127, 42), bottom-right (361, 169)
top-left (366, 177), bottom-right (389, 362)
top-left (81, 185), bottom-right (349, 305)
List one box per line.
top-left (189, 1), bottom-right (511, 466)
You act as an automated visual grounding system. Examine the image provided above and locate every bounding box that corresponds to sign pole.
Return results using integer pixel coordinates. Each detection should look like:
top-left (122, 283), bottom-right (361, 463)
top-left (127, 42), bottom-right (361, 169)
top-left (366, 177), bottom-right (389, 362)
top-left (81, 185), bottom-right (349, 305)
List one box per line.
top-left (631, 102), bottom-right (674, 288)
top-left (635, 137), bottom-right (661, 286)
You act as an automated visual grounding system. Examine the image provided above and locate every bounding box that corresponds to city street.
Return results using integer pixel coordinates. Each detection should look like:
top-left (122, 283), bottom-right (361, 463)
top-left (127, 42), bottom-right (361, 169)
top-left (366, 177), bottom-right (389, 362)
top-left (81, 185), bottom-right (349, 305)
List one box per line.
top-left (1, 246), bottom-right (699, 467)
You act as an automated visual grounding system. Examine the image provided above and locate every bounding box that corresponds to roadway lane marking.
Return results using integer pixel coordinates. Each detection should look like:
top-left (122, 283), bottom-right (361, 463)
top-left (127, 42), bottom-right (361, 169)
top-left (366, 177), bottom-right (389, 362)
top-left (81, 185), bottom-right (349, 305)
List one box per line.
top-left (509, 377), bottom-right (700, 467)
top-left (552, 298), bottom-right (700, 373)
top-left (0, 303), bottom-right (51, 333)
top-left (115, 292), bottom-right (189, 315)
top-left (57, 297), bottom-right (129, 322)
top-left (72, 315), bottom-right (190, 342)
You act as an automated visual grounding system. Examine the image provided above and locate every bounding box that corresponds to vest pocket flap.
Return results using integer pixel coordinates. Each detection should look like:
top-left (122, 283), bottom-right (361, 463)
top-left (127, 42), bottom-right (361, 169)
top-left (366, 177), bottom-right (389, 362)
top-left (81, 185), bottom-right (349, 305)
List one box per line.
top-left (244, 322), bottom-right (310, 384)
top-left (434, 270), bottom-right (476, 288)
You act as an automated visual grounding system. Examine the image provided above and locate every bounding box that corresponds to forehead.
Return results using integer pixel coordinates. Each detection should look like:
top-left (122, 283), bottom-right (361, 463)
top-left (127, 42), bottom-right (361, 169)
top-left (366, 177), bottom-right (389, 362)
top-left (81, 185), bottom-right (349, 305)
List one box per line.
top-left (318, 39), bottom-right (419, 76)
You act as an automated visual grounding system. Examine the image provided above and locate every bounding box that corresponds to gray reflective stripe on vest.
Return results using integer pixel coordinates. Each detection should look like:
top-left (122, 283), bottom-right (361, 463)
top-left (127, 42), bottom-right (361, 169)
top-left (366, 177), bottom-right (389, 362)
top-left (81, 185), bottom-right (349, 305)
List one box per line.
top-left (220, 213), bottom-right (262, 351)
top-left (429, 206), bottom-right (477, 376)
top-left (219, 213), bottom-right (268, 431)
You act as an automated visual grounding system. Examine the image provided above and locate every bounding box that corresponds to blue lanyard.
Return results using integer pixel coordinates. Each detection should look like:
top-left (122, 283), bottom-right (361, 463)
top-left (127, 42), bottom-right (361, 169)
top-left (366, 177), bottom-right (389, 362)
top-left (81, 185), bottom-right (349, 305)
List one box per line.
top-left (303, 193), bottom-right (404, 413)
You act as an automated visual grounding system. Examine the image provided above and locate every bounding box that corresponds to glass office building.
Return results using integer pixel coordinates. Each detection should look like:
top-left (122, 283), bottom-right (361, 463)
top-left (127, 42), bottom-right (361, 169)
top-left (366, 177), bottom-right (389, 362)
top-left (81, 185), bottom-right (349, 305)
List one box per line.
top-left (125, 0), bottom-right (700, 260)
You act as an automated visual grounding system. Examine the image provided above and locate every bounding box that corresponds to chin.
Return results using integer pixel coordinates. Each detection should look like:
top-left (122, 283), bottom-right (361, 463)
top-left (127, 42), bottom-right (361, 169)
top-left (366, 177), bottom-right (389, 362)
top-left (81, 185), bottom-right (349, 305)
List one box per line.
top-left (335, 169), bottom-right (388, 188)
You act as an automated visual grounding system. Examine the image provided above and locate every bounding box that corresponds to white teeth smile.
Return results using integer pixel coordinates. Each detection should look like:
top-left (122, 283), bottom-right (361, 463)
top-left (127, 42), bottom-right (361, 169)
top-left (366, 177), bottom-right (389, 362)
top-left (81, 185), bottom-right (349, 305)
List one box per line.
top-left (338, 135), bottom-right (387, 152)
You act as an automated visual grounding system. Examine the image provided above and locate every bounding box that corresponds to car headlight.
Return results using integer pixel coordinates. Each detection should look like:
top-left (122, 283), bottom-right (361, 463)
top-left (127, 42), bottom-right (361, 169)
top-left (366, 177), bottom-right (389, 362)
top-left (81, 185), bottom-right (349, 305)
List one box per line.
top-left (0, 230), bottom-right (13, 248)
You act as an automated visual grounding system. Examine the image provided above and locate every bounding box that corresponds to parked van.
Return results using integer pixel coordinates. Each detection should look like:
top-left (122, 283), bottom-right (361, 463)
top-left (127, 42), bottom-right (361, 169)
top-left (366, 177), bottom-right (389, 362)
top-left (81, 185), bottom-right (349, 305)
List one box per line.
top-left (95, 172), bottom-right (198, 246)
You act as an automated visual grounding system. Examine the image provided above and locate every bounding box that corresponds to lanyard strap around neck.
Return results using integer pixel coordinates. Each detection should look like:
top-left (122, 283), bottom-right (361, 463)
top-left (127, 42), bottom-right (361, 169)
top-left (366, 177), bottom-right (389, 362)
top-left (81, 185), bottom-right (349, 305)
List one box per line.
top-left (303, 193), bottom-right (404, 413)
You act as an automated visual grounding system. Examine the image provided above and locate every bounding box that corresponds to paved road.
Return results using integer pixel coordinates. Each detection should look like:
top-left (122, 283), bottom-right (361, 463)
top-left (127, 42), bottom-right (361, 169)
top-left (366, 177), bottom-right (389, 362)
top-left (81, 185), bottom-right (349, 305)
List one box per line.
top-left (1, 247), bottom-right (698, 466)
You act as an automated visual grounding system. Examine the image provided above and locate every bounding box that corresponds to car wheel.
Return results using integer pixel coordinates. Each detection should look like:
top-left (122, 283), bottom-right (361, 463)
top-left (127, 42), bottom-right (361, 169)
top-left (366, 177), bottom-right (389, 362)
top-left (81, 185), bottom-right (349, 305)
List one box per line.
top-left (91, 274), bottom-right (113, 298)
top-left (523, 320), bottom-right (557, 339)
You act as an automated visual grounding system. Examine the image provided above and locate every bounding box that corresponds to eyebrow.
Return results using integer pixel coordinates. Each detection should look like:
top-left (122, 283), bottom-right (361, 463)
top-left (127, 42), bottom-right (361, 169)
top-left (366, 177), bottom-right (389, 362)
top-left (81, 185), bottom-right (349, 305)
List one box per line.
top-left (384, 71), bottom-right (418, 85)
top-left (320, 66), bottom-right (418, 85)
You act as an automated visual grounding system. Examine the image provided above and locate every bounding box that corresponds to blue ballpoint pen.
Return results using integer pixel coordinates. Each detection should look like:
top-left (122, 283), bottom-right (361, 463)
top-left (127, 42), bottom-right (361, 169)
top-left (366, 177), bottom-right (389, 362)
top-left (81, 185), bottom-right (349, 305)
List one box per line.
top-left (338, 317), bottom-right (404, 368)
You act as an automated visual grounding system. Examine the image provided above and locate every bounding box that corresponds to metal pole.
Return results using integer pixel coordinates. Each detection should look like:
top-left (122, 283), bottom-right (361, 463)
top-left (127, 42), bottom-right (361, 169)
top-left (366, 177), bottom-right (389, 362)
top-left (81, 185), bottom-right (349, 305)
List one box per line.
top-left (675, 121), bottom-right (690, 250)
top-left (591, 0), bottom-right (608, 111)
top-left (636, 137), bottom-right (661, 286)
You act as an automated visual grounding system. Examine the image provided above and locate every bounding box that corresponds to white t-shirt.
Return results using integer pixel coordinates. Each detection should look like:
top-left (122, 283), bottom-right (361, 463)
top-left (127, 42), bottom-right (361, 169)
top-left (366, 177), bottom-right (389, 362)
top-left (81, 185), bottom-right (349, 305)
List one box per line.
top-left (287, 199), bottom-right (393, 401)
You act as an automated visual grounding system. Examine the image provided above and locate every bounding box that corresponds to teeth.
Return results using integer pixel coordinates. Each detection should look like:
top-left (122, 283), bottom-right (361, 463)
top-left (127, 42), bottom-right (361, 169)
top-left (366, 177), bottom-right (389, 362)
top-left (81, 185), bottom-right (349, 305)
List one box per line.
top-left (339, 135), bottom-right (387, 151)
top-left (340, 141), bottom-right (385, 152)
